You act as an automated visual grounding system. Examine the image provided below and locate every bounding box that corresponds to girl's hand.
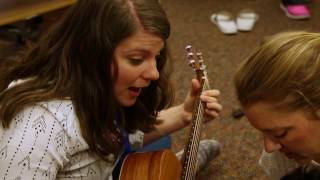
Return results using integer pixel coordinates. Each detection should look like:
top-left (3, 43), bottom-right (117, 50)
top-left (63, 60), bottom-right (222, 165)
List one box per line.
top-left (182, 79), bottom-right (223, 124)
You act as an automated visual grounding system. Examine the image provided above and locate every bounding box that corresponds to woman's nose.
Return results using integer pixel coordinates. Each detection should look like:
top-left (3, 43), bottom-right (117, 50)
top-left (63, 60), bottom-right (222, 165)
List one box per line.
top-left (263, 135), bottom-right (282, 153)
top-left (143, 59), bottom-right (159, 80)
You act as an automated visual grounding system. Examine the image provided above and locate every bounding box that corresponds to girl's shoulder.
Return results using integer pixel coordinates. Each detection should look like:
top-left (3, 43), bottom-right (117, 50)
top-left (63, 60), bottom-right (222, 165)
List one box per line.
top-left (36, 99), bottom-right (75, 126)
top-left (0, 99), bottom-right (112, 179)
top-left (35, 99), bottom-right (85, 144)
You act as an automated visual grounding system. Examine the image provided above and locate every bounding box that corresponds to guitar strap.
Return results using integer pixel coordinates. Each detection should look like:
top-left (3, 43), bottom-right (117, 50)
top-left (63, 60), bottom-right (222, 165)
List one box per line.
top-left (112, 114), bottom-right (132, 179)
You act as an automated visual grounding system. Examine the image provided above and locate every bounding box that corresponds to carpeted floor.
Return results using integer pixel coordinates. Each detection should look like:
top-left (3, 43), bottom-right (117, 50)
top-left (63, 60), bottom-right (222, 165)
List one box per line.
top-left (0, 0), bottom-right (319, 179)
top-left (160, 0), bottom-right (320, 179)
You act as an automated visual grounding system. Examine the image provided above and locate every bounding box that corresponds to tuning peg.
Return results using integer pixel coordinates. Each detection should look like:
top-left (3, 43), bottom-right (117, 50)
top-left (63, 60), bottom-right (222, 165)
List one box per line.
top-left (187, 52), bottom-right (193, 59)
top-left (200, 64), bottom-right (206, 71)
top-left (196, 52), bottom-right (203, 59)
top-left (185, 45), bottom-right (192, 53)
top-left (196, 52), bottom-right (203, 62)
top-left (189, 60), bottom-right (195, 67)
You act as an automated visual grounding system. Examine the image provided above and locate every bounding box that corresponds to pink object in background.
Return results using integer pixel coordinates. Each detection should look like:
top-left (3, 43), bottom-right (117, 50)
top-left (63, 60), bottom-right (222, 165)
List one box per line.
top-left (280, 3), bottom-right (311, 19)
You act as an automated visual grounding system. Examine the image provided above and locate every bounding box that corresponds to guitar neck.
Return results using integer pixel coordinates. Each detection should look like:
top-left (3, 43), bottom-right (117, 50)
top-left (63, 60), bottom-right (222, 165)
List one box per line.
top-left (180, 85), bottom-right (205, 179)
top-left (181, 45), bottom-right (209, 180)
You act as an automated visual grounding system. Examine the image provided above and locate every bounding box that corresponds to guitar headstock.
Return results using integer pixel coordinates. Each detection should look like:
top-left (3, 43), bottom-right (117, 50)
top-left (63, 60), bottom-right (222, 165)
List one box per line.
top-left (185, 45), bottom-right (207, 85)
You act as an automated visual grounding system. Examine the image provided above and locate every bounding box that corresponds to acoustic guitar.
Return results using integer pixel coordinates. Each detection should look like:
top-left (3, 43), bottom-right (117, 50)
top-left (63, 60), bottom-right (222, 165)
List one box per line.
top-left (119, 45), bottom-right (210, 180)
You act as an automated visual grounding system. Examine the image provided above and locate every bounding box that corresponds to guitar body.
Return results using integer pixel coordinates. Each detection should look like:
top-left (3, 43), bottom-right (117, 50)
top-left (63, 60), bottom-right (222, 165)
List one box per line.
top-left (119, 149), bottom-right (182, 180)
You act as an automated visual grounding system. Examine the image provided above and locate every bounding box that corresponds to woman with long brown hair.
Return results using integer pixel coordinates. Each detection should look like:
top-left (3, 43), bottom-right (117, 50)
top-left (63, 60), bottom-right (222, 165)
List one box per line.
top-left (0, 0), bottom-right (222, 179)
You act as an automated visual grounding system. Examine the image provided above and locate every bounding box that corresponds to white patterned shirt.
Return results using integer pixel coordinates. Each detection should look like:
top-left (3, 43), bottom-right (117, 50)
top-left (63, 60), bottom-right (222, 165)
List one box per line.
top-left (0, 100), bottom-right (144, 180)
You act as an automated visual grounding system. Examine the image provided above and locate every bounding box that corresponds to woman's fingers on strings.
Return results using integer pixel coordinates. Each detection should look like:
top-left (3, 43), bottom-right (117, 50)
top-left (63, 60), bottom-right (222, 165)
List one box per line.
top-left (200, 95), bottom-right (218, 103)
top-left (205, 102), bottom-right (223, 112)
top-left (200, 90), bottom-right (221, 103)
top-left (202, 89), bottom-right (220, 97)
top-left (198, 88), bottom-right (223, 122)
top-left (203, 110), bottom-right (220, 122)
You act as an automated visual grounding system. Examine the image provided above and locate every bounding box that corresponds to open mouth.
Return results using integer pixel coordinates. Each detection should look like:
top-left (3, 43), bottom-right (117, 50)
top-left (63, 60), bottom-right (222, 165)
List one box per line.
top-left (128, 87), bottom-right (141, 92)
top-left (128, 87), bottom-right (141, 96)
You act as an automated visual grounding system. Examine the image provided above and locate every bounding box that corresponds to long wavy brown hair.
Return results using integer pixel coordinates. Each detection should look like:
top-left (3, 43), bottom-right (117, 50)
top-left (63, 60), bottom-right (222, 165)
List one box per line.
top-left (0, 0), bottom-right (172, 159)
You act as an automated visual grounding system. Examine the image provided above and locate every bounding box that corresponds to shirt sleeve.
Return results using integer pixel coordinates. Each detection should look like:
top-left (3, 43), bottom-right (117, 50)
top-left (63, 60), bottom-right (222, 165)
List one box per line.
top-left (128, 130), bottom-right (144, 150)
top-left (0, 104), bottom-right (74, 180)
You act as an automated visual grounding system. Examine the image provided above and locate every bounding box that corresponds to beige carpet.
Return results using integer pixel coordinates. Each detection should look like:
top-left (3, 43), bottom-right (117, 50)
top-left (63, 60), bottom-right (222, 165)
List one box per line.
top-left (161, 0), bottom-right (320, 179)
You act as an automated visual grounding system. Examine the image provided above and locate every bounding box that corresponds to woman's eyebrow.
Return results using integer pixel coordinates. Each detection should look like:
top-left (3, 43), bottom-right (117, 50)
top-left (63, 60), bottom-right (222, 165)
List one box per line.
top-left (124, 47), bottom-right (150, 52)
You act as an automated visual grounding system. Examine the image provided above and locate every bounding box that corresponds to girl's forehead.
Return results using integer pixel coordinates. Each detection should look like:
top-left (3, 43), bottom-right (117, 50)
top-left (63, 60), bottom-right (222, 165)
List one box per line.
top-left (117, 32), bottom-right (164, 53)
top-left (244, 102), bottom-right (302, 131)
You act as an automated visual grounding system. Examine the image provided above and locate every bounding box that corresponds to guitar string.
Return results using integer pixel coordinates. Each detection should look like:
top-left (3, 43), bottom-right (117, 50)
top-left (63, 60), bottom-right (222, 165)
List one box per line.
top-left (186, 77), bottom-right (211, 179)
top-left (185, 122), bottom-right (200, 179)
top-left (183, 93), bottom-right (203, 179)
top-left (183, 78), bottom-right (207, 179)
top-left (183, 76), bottom-right (209, 179)
top-left (187, 104), bottom-right (204, 179)
top-left (184, 105), bottom-right (204, 180)
top-left (185, 79), bottom-right (205, 178)
top-left (183, 47), bottom-right (211, 179)
top-left (188, 77), bottom-right (208, 170)
top-left (186, 71), bottom-right (210, 179)
top-left (183, 106), bottom-right (201, 179)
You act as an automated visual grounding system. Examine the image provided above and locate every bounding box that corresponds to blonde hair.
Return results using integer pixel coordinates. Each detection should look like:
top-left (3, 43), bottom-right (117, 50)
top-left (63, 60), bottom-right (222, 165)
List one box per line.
top-left (234, 31), bottom-right (320, 111)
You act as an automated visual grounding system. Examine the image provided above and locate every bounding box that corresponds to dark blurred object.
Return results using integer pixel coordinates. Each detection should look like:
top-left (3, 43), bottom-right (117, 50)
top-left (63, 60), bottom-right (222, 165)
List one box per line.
top-left (0, 0), bottom-right (76, 45)
top-left (232, 108), bottom-right (244, 119)
top-left (0, 16), bottom-right (43, 44)
top-left (281, 166), bottom-right (320, 180)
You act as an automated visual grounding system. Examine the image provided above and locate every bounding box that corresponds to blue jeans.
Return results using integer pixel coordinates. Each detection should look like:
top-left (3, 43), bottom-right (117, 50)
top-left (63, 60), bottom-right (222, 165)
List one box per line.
top-left (138, 135), bottom-right (172, 152)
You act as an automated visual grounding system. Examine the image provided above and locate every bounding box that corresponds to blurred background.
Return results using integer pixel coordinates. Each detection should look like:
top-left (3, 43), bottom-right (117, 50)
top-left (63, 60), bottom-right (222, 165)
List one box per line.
top-left (0, 0), bottom-right (319, 179)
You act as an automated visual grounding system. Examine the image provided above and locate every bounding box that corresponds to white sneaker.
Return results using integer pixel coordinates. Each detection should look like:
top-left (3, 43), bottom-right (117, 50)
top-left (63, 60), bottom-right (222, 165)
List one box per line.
top-left (210, 11), bottom-right (237, 35)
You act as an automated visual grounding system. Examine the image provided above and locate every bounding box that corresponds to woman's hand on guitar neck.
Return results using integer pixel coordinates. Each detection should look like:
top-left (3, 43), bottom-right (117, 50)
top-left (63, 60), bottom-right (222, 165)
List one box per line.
top-left (144, 79), bottom-right (222, 144)
top-left (182, 79), bottom-right (223, 124)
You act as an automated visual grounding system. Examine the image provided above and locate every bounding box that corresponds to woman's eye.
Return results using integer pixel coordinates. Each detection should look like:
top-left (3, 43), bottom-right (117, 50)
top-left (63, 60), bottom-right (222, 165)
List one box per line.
top-left (129, 58), bottom-right (144, 65)
top-left (274, 130), bottom-right (288, 139)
